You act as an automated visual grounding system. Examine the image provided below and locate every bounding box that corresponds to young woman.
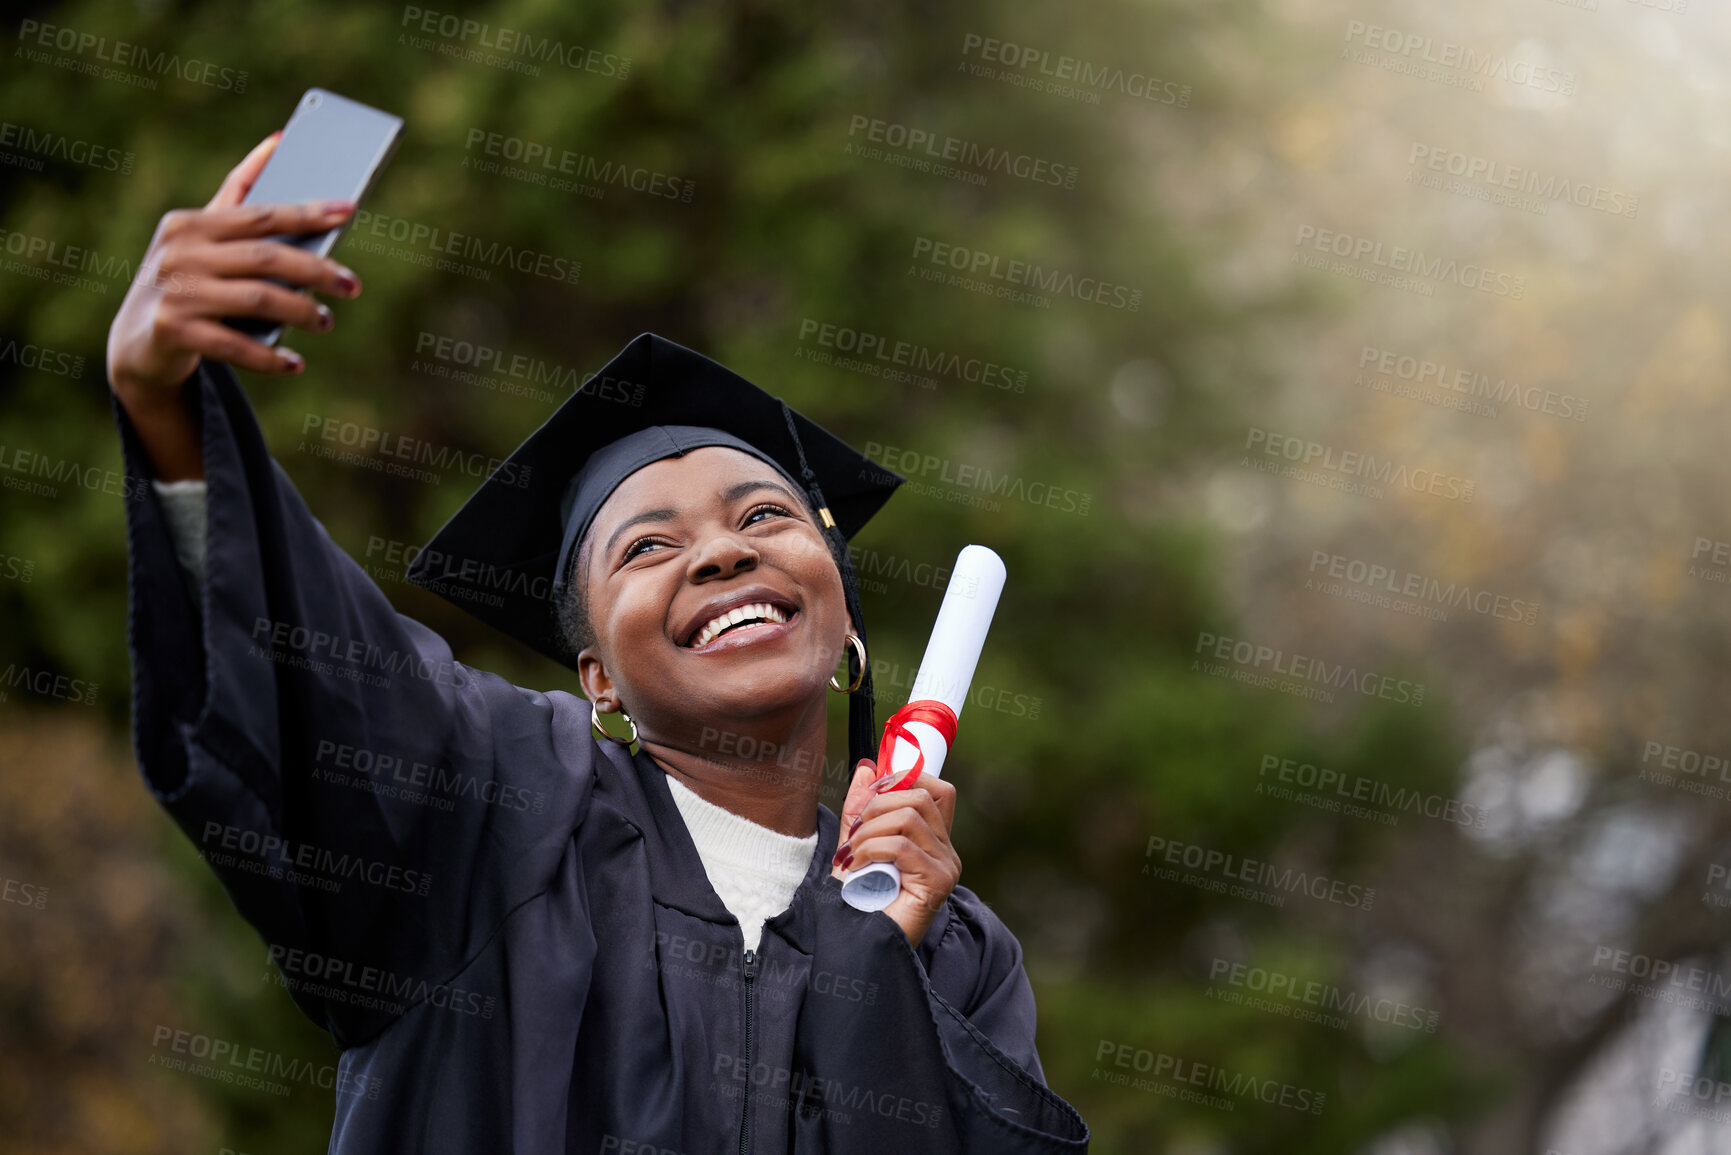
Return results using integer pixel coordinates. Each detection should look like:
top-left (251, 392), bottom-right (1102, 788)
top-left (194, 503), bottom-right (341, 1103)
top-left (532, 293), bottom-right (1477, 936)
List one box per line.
top-left (105, 133), bottom-right (1088, 1153)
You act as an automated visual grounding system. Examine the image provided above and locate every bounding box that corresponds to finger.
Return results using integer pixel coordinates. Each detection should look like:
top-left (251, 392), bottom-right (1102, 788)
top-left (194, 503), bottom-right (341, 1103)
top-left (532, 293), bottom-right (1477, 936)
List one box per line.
top-left (187, 277), bottom-right (332, 335)
top-left (187, 240), bottom-right (360, 298)
top-left (200, 198), bottom-right (355, 243)
top-left (907, 773), bottom-right (956, 833)
top-left (844, 834), bottom-right (954, 884)
top-left (841, 798), bottom-right (950, 863)
top-left (178, 317), bottom-right (305, 375)
top-left (837, 758), bottom-right (878, 836)
top-left (208, 132), bottom-right (282, 210)
top-left (849, 786), bottom-right (946, 841)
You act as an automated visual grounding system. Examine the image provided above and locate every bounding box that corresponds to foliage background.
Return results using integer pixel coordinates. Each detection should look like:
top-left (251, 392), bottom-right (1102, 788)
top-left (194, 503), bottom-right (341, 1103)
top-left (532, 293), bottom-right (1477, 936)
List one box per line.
top-left (4, 0), bottom-right (1728, 1152)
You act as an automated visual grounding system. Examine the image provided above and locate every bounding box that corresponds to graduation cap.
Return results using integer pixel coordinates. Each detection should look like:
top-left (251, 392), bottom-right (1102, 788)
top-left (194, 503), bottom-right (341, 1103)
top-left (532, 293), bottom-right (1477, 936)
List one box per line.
top-left (405, 332), bottom-right (904, 770)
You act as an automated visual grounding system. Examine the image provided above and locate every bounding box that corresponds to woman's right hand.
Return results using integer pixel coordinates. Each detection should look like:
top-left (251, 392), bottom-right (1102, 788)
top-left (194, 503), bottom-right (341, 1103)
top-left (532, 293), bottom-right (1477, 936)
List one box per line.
top-left (106, 132), bottom-right (364, 404)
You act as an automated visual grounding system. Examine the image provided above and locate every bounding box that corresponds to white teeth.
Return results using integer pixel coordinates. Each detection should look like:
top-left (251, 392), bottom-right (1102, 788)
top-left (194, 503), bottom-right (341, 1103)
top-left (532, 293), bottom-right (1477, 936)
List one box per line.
top-left (690, 602), bottom-right (790, 647)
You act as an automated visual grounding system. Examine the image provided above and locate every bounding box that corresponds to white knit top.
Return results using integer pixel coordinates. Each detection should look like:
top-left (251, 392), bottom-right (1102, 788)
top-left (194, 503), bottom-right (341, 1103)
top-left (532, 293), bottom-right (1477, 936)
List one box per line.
top-left (662, 774), bottom-right (818, 952)
top-left (152, 480), bottom-right (817, 953)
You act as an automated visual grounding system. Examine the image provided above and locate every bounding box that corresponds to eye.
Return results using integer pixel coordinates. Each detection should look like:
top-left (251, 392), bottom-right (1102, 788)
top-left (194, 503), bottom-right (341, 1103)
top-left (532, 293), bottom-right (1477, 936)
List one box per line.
top-left (622, 536), bottom-right (668, 561)
top-left (744, 502), bottom-right (794, 527)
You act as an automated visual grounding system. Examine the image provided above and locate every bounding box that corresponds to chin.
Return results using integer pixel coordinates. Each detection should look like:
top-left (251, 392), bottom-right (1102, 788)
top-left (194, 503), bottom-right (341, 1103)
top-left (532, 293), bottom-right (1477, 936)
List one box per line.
top-left (686, 666), bottom-right (828, 723)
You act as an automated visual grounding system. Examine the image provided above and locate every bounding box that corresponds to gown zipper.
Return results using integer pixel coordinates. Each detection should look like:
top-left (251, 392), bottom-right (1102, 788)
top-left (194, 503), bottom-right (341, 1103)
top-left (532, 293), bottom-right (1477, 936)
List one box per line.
top-left (738, 947), bottom-right (758, 1155)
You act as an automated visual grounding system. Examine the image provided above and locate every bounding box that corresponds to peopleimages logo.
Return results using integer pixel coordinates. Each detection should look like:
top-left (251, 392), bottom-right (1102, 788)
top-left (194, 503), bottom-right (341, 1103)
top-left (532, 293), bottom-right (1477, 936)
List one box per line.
top-left (845, 115), bottom-right (1078, 188)
top-left (0, 440), bottom-right (142, 503)
top-left (909, 236), bottom-right (1142, 311)
top-left (398, 7), bottom-right (630, 78)
top-left (1306, 549), bottom-right (1539, 626)
top-left (1407, 144), bottom-right (1636, 219)
top-left (1207, 958), bottom-right (1441, 1032)
top-left (1093, 1039), bottom-right (1327, 1114)
top-left (348, 210), bottom-right (582, 285)
top-left (1293, 225), bottom-right (1525, 299)
top-left (1194, 630), bottom-right (1426, 707)
top-left (15, 19), bottom-right (250, 91)
top-left (199, 820), bottom-right (434, 897)
top-left (1144, 833), bottom-right (1377, 910)
top-left (0, 225), bottom-right (200, 299)
top-left (299, 413), bottom-right (534, 489)
top-left (1357, 345), bottom-right (1588, 422)
top-left (795, 318), bottom-right (1028, 393)
top-left (0, 120), bottom-right (133, 173)
top-left (1257, 753), bottom-right (1486, 830)
top-left (462, 129), bottom-right (693, 202)
top-left (863, 440), bottom-right (1092, 515)
top-left (1341, 21), bottom-right (1576, 97)
top-left (150, 1025), bottom-right (379, 1098)
top-left (1243, 427), bottom-right (1475, 504)
top-left (959, 34), bottom-right (1192, 107)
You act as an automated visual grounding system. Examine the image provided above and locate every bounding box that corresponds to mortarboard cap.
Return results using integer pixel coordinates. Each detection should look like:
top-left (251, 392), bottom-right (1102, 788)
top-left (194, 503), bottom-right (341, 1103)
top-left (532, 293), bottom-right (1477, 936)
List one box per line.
top-left (405, 332), bottom-right (903, 770)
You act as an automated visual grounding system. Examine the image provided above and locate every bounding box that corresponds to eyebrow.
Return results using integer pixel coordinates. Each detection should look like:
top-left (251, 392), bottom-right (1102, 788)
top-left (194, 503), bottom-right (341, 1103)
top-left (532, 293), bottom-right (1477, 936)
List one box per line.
top-left (603, 507), bottom-right (679, 559)
top-left (601, 480), bottom-right (806, 559)
top-left (723, 479), bottom-right (804, 507)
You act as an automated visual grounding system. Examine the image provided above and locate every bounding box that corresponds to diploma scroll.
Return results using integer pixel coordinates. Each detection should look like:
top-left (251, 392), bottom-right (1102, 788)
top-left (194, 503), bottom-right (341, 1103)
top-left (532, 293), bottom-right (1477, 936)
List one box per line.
top-left (840, 545), bottom-right (1007, 913)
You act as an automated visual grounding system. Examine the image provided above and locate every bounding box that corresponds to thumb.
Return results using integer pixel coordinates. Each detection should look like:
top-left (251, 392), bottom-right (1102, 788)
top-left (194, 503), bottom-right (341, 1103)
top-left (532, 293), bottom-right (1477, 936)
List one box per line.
top-left (836, 758), bottom-right (879, 853)
top-left (207, 131), bottom-right (281, 210)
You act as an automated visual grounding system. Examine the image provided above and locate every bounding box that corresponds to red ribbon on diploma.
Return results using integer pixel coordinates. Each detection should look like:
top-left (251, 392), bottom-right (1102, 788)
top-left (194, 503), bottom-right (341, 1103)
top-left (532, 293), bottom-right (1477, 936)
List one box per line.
top-left (873, 700), bottom-right (959, 791)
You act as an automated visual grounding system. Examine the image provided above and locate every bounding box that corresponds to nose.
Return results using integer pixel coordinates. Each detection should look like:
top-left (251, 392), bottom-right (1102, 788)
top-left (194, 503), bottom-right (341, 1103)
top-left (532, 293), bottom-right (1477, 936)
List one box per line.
top-left (687, 529), bottom-right (759, 582)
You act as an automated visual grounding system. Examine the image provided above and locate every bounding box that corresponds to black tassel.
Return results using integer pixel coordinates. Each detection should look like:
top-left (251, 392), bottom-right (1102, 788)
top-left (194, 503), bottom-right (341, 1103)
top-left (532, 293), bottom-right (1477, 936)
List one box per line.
top-left (780, 403), bottom-right (878, 774)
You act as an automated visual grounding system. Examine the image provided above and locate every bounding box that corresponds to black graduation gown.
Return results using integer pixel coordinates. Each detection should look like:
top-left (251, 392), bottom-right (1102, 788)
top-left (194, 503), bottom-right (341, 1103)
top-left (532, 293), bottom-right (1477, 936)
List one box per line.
top-left (111, 358), bottom-right (1090, 1154)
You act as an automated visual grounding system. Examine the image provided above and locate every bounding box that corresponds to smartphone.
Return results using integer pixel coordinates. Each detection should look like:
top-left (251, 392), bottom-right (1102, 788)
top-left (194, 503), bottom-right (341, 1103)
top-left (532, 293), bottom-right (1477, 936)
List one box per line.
top-left (221, 87), bottom-right (403, 346)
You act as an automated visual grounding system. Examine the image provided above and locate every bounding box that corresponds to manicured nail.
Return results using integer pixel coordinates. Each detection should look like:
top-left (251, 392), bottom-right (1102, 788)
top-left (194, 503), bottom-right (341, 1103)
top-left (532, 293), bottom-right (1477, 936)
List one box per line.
top-left (837, 849), bottom-right (854, 871)
top-left (279, 347), bottom-right (304, 373)
top-left (832, 844), bottom-right (850, 867)
top-left (313, 303), bottom-right (334, 331)
top-left (849, 816), bottom-right (862, 834)
top-left (873, 775), bottom-right (900, 793)
top-left (333, 266), bottom-right (360, 296)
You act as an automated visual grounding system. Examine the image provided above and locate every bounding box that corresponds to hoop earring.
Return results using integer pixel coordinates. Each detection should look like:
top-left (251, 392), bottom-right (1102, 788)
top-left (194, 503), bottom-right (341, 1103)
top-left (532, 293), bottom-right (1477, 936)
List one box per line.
top-left (830, 632), bottom-right (867, 694)
top-left (592, 706), bottom-right (639, 746)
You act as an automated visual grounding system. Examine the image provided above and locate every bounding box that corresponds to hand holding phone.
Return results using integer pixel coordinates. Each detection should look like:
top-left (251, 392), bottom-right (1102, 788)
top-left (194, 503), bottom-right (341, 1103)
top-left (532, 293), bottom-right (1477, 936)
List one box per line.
top-left (221, 88), bottom-right (402, 345)
top-left (108, 87), bottom-right (403, 459)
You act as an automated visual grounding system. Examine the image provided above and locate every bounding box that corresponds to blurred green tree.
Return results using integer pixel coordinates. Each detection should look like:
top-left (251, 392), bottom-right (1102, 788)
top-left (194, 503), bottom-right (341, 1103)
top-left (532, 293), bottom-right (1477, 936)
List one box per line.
top-left (0, 1), bottom-right (1488, 1152)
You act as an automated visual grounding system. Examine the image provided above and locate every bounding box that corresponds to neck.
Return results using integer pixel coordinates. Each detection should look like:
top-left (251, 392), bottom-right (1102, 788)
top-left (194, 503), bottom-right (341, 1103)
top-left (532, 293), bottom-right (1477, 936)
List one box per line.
top-left (639, 696), bottom-right (831, 837)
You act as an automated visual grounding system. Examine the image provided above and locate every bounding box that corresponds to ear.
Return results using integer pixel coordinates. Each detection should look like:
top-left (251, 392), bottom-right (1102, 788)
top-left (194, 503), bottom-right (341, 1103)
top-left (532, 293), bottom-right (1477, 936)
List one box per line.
top-left (577, 646), bottom-right (615, 709)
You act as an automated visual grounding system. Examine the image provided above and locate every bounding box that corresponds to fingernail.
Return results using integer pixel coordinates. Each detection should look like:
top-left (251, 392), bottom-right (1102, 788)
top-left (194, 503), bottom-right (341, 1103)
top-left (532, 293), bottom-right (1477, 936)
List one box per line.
top-left (837, 849), bottom-right (854, 871)
top-left (279, 347), bottom-right (304, 373)
top-left (849, 816), bottom-right (862, 834)
top-left (320, 199), bottom-right (356, 215)
top-left (314, 303), bottom-right (334, 331)
top-left (832, 845), bottom-right (849, 867)
top-left (333, 267), bottom-right (360, 296)
top-left (873, 775), bottom-right (900, 793)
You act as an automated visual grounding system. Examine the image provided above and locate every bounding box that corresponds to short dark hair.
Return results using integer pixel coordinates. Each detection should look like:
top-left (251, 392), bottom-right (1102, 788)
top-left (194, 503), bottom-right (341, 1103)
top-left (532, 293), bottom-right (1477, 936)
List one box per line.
top-left (555, 537), bottom-right (596, 656)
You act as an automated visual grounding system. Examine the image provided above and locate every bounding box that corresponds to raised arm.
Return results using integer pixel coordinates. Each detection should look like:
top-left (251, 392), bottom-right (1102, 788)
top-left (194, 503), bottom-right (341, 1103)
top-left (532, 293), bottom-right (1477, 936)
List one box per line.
top-left (103, 139), bottom-right (596, 1047)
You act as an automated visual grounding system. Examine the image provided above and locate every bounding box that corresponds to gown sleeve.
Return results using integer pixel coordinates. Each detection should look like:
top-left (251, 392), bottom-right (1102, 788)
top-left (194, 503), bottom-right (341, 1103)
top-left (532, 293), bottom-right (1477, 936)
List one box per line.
top-left (918, 885), bottom-right (1049, 1084)
top-left (801, 877), bottom-right (1089, 1152)
top-left (110, 357), bottom-right (590, 1047)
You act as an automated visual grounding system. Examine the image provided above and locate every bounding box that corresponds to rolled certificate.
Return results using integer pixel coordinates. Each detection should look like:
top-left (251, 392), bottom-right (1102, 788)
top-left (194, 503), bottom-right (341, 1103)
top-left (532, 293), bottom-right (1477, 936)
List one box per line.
top-left (841, 544), bottom-right (1007, 912)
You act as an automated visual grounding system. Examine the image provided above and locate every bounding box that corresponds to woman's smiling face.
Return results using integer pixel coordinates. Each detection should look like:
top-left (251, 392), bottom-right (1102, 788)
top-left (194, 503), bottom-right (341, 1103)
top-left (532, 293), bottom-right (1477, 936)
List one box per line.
top-left (572, 446), bottom-right (851, 739)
